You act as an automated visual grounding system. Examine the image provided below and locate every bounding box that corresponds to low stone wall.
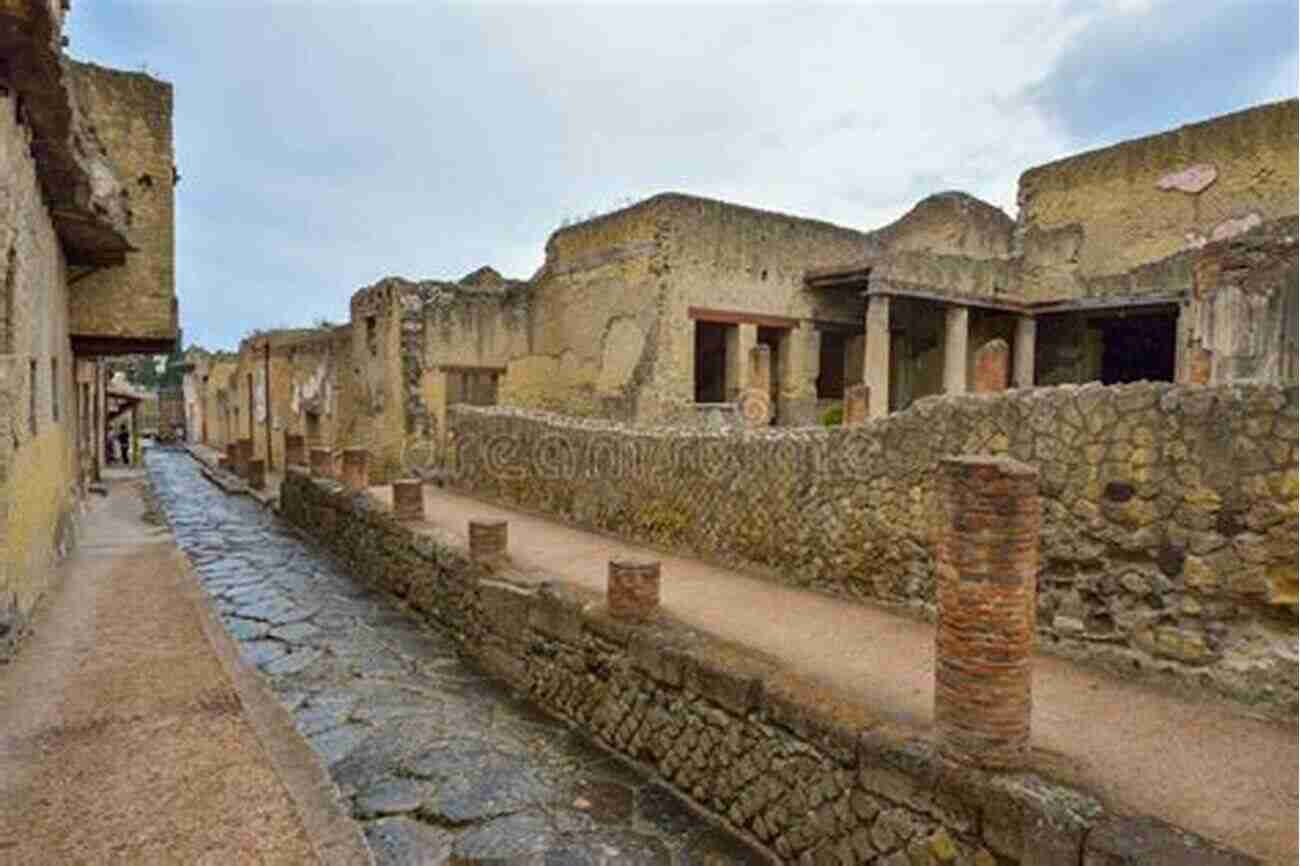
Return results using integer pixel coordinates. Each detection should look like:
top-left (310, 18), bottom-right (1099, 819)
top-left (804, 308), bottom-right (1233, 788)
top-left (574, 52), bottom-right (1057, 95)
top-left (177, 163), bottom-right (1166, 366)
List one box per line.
top-left (279, 468), bottom-right (1257, 865)
top-left (446, 382), bottom-right (1299, 718)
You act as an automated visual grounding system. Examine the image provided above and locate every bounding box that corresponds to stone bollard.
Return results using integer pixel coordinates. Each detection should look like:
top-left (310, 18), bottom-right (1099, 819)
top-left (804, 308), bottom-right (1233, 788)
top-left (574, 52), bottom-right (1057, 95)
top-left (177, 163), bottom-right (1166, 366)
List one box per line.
top-left (225, 442), bottom-right (238, 472)
top-left (310, 447), bottom-right (334, 478)
top-left (285, 433), bottom-right (306, 468)
top-left (843, 384), bottom-right (869, 425)
top-left (934, 455), bottom-right (1039, 771)
top-left (342, 448), bottom-right (370, 490)
top-left (247, 458), bottom-right (266, 491)
top-left (468, 519), bottom-right (508, 560)
top-left (236, 438), bottom-right (253, 479)
top-left (607, 558), bottom-right (661, 622)
top-left (392, 479), bottom-right (425, 522)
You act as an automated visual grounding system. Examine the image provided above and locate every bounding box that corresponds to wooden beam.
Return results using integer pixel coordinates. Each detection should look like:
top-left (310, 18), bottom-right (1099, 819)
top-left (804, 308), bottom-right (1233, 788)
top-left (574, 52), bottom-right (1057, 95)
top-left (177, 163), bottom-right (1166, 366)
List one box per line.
top-left (688, 306), bottom-right (798, 329)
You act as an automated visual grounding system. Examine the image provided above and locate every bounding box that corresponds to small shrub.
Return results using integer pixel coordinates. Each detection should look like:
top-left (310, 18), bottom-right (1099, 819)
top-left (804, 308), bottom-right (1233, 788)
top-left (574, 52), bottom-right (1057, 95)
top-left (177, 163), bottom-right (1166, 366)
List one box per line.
top-left (820, 403), bottom-right (844, 426)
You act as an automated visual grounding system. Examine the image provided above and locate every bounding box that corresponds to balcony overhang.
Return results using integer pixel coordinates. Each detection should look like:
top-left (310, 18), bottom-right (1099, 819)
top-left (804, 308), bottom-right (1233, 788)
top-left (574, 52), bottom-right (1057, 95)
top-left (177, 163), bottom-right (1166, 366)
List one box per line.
top-left (1, 0), bottom-right (133, 265)
top-left (72, 333), bottom-right (178, 357)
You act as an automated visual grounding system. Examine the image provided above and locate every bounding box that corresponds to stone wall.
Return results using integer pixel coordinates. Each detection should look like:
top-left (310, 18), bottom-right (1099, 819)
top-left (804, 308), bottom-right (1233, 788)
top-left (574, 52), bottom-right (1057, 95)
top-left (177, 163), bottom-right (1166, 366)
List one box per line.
top-left (1016, 99), bottom-right (1298, 301)
top-left (65, 62), bottom-right (177, 351)
top-left (279, 468), bottom-right (1257, 866)
top-left (447, 382), bottom-right (1298, 718)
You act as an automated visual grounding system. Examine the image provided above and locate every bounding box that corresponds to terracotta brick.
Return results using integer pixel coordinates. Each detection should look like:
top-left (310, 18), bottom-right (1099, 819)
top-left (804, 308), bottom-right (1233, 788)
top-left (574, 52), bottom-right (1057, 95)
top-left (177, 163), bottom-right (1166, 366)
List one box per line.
top-left (971, 339), bottom-right (1010, 394)
top-left (247, 458), bottom-right (266, 491)
top-left (392, 479), bottom-right (424, 522)
top-left (469, 519), bottom-right (508, 560)
top-left (608, 558), bottom-right (661, 622)
top-left (284, 433), bottom-right (306, 468)
top-left (934, 455), bottom-right (1039, 771)
top-left (341, 447), bottom-right (369, 490)
top-left (309, 447), bottom-right (334, 478)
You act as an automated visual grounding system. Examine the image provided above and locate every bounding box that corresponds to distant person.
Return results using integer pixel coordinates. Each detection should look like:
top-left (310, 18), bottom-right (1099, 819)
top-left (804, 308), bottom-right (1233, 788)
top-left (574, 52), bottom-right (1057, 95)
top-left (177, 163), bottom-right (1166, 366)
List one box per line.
top-left (117, 427), bottom-right (131, 467)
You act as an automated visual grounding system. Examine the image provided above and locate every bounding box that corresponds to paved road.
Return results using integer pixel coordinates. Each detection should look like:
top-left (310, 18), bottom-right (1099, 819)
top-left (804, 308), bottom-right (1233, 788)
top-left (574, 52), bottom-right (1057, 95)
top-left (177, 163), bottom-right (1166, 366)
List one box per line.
top-left (149, 449), bottom-right (768, 865)
top-left (359, 482), bottom-right (1299, 865)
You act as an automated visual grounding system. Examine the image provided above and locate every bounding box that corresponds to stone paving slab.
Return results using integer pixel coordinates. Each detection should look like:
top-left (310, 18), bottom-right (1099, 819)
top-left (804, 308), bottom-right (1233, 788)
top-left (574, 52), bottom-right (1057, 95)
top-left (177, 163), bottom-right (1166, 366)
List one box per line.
top-left (150, 449), bottom-right (772, 866)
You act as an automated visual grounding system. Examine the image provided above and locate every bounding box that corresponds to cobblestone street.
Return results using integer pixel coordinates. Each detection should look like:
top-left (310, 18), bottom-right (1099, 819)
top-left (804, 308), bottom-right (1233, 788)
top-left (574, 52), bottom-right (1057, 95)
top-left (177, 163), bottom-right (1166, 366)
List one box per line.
top-left (146, 448), bottom-right (768, 865)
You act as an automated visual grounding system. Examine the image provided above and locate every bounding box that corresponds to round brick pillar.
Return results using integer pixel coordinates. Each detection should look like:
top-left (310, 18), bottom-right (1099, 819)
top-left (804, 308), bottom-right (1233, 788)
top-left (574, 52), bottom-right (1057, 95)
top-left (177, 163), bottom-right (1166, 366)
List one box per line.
top-left (247, 458), bottom-right (266, 491)
top-left (935, 455), bottom-right (1039, 771)
top-left (608, 558), bottom-right (661, 622)
top-left (285, 433), bottom-right (306, 468)
top-left (309, 447), bottom-right (334, 478)
top-left (392, 479), bottom-right (425, 522)
top-left (468, 519), bottom-right (508, 560)
top-left (342, 448), bottom-right (370, 490)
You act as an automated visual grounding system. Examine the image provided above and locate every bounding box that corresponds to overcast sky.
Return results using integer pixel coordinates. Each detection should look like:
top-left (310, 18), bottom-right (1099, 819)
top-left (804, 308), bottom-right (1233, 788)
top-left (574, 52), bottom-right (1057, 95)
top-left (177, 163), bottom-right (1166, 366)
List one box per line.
top-left (66, 1), bottom-right (1297, 350)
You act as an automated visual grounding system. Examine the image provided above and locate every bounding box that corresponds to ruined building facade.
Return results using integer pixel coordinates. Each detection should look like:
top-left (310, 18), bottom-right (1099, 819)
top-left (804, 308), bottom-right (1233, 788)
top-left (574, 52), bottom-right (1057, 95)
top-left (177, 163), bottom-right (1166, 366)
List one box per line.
top-left (0, 0), bottom-right (177, 657)
top-left (190, 99), bottom-right (1296, 481)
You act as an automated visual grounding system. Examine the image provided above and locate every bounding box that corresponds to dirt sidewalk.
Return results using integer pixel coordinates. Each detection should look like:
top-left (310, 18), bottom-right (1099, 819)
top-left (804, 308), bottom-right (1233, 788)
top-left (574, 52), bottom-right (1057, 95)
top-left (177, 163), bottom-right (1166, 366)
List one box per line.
top-left (0, 471), bottom-right (366, 865)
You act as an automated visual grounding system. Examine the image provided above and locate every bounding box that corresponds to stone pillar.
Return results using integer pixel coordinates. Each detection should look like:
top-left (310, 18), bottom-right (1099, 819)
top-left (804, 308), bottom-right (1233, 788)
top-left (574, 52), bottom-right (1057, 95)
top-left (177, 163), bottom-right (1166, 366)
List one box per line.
top-left (971, 339), bottom-right (1010, 393)
top-left (285, 433), bottom-right (306, 468)
top-left (843, 384), bottom-right (869, 425)
top-left (247, 458), bottom-right (266, 491)
top-left (935, 456), bottom-right (1039, 771)
top-left (392, 479), bottom-right (424, 521)
top-left (863, 294), bottom-right (890, 420)
top-left (739, 343), bottom-right (773, 427)
top-left (1013, 316), bottom-right (1036, 388)
top-left (725, 323), bottom-right (757, 401)
top-left (468, 519), bottom-right (508, 560)
top-left (608, 558), bottom-right (661, 622)
top-left (943, 305), bottom-right (969, 395)
top-left (310, 447), bottom-right (334, 478)
top-left (342, 448), bottom-right (370, 490)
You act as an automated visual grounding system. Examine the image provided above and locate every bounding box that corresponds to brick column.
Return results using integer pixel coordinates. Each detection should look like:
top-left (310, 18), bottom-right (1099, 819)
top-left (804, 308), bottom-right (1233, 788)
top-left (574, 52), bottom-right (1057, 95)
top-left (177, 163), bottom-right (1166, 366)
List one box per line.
top-left (608, 558), bottom-right (661, 622)
top-left (935, 455), bottom-right (1039, 771)
top-left (342, 448), bottom-right (370, 490)
top-left (247, 458), bottom-right (266, 491)
top-left (843, 384), bottom-right (869, 425)
top-left (863, 294), bottom-right (890, 419)
top-left (310, 447), bottom-right (334, 478)
top-left (943, 305), bottom-right (969, 395)
top-left (236, 438), bottom-right (253, 479)
top-left (1013, 316), bottom-right (1035, 388)
top-left (285, 433), bottom-right (306, 468)
top-left (971, 339), bottom-right (1010, 393)
top-left (392, 479), bottom-right (424, 521)
top-left (468, 519), bottom-right (508, 560)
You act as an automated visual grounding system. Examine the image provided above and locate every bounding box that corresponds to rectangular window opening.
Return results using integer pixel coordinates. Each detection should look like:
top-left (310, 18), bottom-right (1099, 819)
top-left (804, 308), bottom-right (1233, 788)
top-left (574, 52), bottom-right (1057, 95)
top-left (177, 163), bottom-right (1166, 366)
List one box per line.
top-left (694, 322), bottom-right (728, 403)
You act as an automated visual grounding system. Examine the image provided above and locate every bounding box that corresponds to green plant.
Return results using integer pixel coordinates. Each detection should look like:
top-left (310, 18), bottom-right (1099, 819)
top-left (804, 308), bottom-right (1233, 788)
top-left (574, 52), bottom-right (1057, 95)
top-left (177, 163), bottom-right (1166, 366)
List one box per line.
top-left (820, 403), bottom-right (844, 427)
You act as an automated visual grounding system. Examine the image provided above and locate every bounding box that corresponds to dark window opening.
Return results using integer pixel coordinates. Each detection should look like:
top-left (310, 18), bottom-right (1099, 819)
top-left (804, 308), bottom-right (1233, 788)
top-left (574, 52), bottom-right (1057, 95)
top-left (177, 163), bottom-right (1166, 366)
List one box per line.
top-left (694, 322), bottom-right (728, 403)
top-left (1098, 313), bottom-right (1176, 385)
top-left (305, 411), bottom-right (321, 445)
top-left (446, 369), bottom-right (500, 407)
top-left (365, 316), bottom-right (378, 356)
top-left (817, 331), bottom-right (848, 399)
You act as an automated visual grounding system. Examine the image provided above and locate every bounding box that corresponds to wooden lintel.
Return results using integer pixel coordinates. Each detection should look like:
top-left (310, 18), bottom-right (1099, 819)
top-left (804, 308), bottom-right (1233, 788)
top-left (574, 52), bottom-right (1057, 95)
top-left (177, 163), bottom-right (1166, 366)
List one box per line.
top-left (688, 306), bottom-right (799, 329)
